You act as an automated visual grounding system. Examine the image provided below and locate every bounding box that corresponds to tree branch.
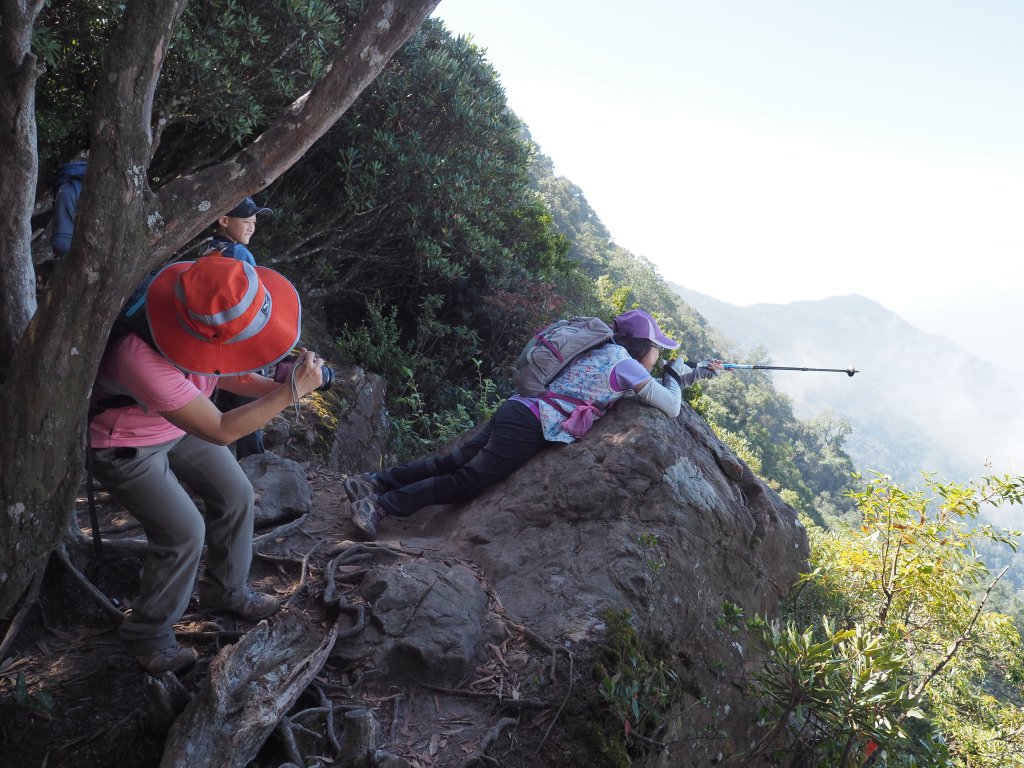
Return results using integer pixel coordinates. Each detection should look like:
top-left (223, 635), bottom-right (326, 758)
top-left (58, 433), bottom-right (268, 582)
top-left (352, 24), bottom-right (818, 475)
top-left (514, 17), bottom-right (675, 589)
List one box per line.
top-left (154, 0), bottom-right (440, 253)
top-left (912, 565), bottom-right (1009, 697)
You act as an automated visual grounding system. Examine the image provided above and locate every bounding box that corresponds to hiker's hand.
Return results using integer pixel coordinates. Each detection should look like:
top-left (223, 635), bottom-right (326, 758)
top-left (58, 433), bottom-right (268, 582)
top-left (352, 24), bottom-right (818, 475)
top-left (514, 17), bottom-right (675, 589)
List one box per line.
top-left (293, 349), bottom-right (324, 397)
top-left (690, 359), bottom-right (724, 378)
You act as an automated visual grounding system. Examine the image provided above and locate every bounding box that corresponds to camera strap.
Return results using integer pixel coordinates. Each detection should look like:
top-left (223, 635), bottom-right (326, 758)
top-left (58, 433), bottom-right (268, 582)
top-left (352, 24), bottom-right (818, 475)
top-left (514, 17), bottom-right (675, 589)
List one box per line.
top-left (289, 365), bottom-right (302, 420)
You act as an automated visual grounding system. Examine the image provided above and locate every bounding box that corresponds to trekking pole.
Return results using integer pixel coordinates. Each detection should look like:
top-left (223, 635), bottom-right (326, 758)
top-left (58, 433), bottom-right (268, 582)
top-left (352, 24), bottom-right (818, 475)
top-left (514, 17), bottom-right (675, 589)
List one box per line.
top-left (686, 361), bottom-right (859, 377)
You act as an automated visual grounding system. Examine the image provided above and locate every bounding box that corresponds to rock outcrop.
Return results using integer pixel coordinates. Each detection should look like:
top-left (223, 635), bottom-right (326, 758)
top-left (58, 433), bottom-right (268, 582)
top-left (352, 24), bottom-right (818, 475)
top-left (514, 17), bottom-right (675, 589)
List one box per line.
top-left (325, 397), bottom-right (808, 766)
top-left (58, 369), bottom-right (806, 767)
top-left (329, 365), bottom-right (390, 475)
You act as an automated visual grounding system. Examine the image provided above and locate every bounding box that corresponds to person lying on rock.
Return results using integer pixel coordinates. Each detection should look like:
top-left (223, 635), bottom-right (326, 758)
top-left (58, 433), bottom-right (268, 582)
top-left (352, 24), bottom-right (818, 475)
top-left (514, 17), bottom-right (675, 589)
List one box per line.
top-left (88, 256), bottom-right (325, 675)
top-left (344, 308), bottom-right (723, 540)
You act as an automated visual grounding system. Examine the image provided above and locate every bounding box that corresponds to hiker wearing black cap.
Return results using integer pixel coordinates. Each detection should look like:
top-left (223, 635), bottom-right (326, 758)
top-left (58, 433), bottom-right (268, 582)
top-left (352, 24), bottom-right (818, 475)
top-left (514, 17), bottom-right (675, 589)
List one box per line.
top-left (206, 195), bottom-right (273, 266)
top-left (344, 309), bottom-right (724, 540)
top-left (206, 196), bottom-right (275, 458)
top-left (89, 256), bottom-right (325, 674)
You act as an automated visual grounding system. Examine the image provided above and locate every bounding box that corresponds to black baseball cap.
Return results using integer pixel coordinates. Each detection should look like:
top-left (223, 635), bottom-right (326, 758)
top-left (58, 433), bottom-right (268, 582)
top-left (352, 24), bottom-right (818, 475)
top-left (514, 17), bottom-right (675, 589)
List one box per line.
top-left (225, 197), bottom-right (273, 218)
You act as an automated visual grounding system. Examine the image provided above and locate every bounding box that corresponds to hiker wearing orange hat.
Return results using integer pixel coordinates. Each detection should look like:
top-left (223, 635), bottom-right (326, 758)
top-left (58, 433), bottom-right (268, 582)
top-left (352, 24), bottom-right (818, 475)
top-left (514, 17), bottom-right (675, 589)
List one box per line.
top-left (88, 256), bottom-right (325, 675)
top-left (204, 195), bottom-right (277, 459)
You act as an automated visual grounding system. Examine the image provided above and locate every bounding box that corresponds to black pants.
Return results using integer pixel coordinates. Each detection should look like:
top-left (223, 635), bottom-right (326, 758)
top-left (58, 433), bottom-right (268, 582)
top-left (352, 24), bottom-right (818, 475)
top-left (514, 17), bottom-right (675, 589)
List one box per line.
top-left (376, 400), bottom-right (546, 518)
top-left (214, 390), bottom-right (264, 459)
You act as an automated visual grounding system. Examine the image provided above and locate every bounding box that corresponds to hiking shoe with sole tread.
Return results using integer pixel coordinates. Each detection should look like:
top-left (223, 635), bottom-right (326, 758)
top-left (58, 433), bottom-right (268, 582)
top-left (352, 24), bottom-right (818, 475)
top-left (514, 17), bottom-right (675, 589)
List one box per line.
top-left (351, 496), bottom-right (385, 540)
top-left (136, 644), bottom-right (198, 675)
top-left (202, 587), bottom-right (280, 621)
top-left (344, 473), bottom-right (380, 503)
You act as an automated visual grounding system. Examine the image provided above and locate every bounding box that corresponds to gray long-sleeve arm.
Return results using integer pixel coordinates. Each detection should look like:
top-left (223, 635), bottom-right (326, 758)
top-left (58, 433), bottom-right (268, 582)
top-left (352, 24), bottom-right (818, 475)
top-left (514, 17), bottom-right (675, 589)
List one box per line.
top-left (634, 376), bottom-right (681, 418)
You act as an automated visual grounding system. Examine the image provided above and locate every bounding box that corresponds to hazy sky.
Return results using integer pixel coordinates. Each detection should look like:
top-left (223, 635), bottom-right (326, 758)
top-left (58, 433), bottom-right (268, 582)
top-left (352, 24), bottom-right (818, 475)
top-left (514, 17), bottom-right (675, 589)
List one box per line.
top-left (432, 1), bottom-right (1024, 368)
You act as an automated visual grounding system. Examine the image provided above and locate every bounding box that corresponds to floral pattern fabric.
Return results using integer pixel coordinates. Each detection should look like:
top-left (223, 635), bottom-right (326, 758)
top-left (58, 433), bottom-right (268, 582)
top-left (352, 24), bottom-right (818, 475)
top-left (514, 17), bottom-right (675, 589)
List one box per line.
top-left (538, 344), bottom-right (633, 443)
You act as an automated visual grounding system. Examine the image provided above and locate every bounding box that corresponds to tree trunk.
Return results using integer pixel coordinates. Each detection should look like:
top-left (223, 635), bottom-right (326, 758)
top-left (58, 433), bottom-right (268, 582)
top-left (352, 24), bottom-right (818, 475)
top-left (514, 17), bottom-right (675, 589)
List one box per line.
top-left (0, 0), bottom-right (183, 621)
top-left (0, 0), bottom-right (439, 620)
top-left (0, 0), bottom-right (46, 361)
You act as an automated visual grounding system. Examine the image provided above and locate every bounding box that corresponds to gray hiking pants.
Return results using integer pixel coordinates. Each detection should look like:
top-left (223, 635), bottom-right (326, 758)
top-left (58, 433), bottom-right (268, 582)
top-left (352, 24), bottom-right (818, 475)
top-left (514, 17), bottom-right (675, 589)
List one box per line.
top-left (90, 434), bottom-right (254, 653)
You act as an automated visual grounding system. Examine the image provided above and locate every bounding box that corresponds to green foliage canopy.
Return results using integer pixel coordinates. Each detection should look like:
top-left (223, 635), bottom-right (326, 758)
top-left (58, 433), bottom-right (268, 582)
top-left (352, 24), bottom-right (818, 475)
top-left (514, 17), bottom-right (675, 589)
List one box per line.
top-left (749, 473), bottom-right (1024, 767)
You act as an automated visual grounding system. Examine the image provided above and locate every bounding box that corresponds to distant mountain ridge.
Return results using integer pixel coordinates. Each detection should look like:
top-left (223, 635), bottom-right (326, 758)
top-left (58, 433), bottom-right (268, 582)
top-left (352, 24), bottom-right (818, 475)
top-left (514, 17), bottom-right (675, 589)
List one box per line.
top-left (672, 285), bottom-right (1024, 486)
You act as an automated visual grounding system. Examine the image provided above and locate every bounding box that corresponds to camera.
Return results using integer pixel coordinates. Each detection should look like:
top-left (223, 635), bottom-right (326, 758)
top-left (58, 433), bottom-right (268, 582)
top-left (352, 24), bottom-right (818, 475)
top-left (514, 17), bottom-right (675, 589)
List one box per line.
top-left (273, 354), bottom-right (335, 392)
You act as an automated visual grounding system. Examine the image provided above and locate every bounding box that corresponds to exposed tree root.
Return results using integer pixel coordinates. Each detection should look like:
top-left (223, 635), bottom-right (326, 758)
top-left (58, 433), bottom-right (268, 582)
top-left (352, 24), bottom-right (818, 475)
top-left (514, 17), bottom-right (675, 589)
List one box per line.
top-left (0, 565), bottom-right (45, 661)
top-left (159, 609), bottom-right (339, 768)
top-left (461, 717), bottom-right (518, 768)
top-left (54, 545), bottom-right (124, 624)
top-left (146, 671), bottom-right (192, 736)
top-left (66, 518), bottom-right (148, 558)
top-left (337, 707), bottom-right (379, 767)
top-left (281, 539), bottom-right (326, 607)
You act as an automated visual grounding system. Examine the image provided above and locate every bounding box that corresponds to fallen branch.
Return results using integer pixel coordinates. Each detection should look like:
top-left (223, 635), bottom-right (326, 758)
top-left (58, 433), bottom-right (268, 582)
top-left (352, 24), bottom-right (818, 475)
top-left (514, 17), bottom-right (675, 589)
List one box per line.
top-left (252, 513), bottom-right (312, 547)
top-left (507, 621), bottom-right (568, 683)
top-left (418, 683), bottom-right (551, 711)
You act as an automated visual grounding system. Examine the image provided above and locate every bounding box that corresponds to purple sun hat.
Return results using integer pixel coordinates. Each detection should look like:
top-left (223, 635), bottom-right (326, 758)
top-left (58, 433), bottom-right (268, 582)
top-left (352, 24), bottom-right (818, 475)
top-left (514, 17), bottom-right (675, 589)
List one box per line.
top-left (612, 309), bottom-right (680, 350)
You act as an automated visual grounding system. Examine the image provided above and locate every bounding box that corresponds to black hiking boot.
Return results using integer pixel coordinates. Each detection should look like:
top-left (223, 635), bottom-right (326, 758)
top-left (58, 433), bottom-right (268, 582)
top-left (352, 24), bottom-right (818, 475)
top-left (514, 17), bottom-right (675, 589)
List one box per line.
top-left (344, 473), bottom-right (381, 504)
top-left (351, 496), bottom-right (386, 540)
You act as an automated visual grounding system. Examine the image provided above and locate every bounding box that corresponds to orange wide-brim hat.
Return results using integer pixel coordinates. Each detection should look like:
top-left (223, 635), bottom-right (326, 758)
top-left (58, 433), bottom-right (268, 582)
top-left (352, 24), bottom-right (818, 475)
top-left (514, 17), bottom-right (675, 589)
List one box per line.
top-left (145, 256), bottom-right (301, 376)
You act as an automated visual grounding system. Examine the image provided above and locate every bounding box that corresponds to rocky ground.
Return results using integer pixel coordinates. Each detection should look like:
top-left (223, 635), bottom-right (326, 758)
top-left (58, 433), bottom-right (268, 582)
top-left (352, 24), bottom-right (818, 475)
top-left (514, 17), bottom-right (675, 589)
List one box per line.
top-left (0, 464), bottom-right (598, 768)
top-left (0, 366), bottom-right (808, 768)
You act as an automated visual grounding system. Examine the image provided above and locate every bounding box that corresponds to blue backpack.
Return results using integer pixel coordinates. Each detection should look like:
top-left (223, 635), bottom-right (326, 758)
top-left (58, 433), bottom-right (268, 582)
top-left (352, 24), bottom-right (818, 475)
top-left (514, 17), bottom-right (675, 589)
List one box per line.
top-left (108, 271), bottom-right (158, 347)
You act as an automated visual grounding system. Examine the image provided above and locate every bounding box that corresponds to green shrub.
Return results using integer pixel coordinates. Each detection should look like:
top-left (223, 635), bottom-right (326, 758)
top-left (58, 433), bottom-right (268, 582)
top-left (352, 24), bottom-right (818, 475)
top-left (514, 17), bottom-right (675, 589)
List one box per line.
top-left (743, 473), bottom-right (1024, 767)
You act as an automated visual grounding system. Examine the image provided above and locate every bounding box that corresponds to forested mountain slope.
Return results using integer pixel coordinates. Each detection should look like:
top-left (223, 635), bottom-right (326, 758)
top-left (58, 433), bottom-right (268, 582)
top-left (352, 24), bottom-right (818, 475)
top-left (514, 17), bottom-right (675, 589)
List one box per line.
top-left (673, 287), bottom-right (1024, 488)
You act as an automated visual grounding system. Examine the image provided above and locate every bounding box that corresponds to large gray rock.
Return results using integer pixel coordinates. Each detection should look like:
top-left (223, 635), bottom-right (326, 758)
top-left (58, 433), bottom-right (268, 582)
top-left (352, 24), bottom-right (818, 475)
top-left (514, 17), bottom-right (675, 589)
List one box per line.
top-left (335, 560), bottom-right (490, 684)
top-left (240, 451), bottom-right (313, 526)
top-left (329, 365), bottom-right (390, 475)
top-left (370, 399), bottom-right (808, 765)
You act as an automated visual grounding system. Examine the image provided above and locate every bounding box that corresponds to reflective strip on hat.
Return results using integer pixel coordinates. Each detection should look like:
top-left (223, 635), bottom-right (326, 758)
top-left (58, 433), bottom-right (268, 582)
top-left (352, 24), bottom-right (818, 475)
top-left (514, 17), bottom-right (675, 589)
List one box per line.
top-left (172, 260), bottom-right (270, 343)
top-left (226, 291), bottom-right (273, 344)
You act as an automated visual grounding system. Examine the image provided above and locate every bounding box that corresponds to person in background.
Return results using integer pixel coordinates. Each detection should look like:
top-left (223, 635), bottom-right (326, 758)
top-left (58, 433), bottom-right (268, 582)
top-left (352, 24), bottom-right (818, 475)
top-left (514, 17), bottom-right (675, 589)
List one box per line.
top-left (344, 309), bottom-right (724, 540)
top-left (206, 196), bottom-right (274, 458)
top-left (89, 256), bottom-right (324, 674)
top-left (51, 149), bottom-right (89, 258)
top-left (206, 195), bottom-right (272, 266)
